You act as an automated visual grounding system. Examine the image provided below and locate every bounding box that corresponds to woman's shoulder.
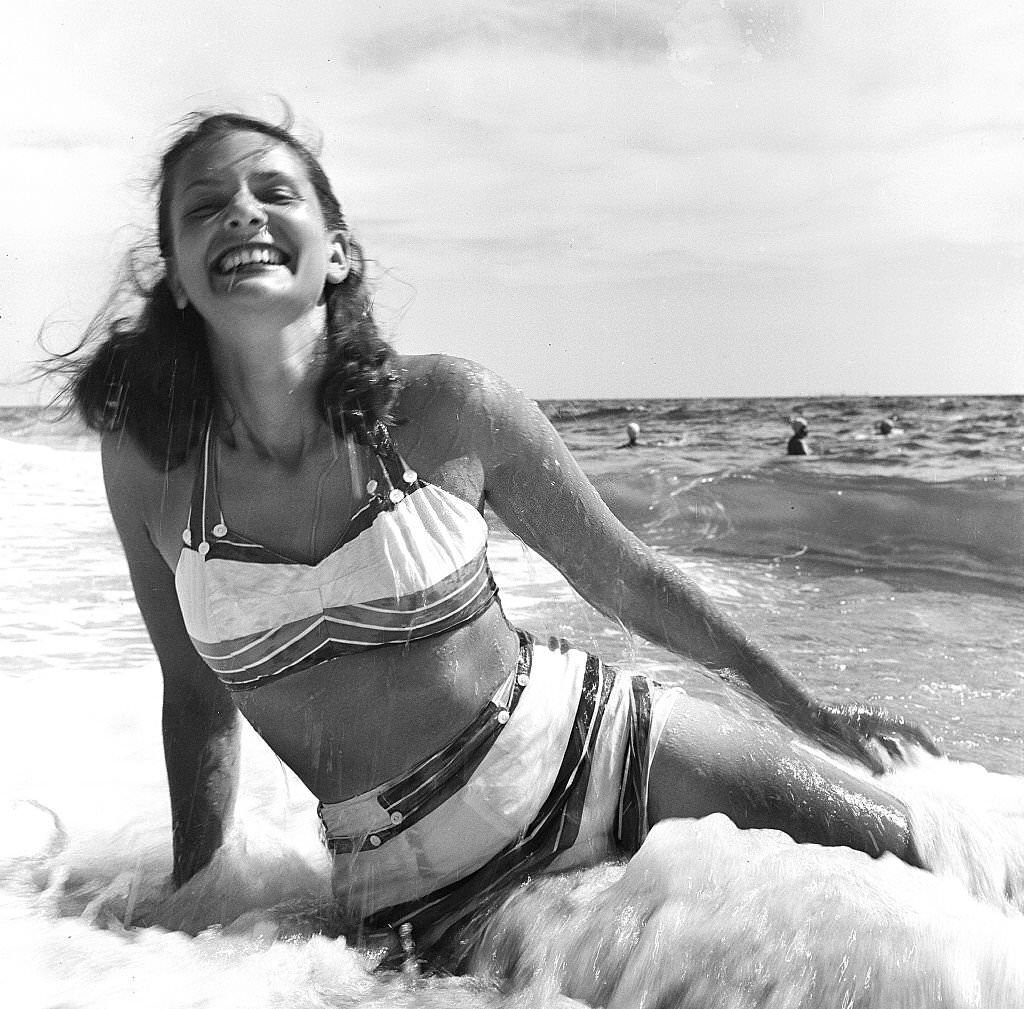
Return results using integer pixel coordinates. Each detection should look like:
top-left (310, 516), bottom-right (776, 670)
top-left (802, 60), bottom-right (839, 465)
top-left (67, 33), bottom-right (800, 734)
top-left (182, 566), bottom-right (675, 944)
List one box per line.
top-left (389, 354), bottom-right (550, 470)
top-left (392, 353), bottom-right (529, 420)
top-left (101, 428), bottom-right (196, 507)
top-left (101, 428), bottom-right (150, 476)
top-left (101, 427), bottom-right (167, 471)
top-left (394, 353), bottom-right (506, 392)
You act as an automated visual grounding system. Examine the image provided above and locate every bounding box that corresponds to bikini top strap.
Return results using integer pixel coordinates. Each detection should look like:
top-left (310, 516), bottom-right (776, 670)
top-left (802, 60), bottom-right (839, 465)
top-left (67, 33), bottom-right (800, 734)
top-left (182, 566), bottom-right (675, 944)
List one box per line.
top-left (181, 427), bottom-right (208, 551)
top-left (365, 420), bottom-right (422, 508)
top-left (181, 424), bottom-right (226, 556)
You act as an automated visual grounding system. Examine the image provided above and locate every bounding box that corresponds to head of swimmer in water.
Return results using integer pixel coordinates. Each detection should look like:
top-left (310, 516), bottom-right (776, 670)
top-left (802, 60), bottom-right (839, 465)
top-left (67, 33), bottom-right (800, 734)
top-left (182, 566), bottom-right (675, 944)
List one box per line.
top-left (625, 422), bottom-right (640, 446)
top-left (156, 112), bottom-right (358, 331)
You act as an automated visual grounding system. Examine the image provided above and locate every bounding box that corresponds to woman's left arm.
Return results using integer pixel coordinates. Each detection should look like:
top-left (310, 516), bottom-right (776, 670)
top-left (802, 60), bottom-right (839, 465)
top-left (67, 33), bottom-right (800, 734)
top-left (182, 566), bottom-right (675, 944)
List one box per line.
top-left (463, 364), bottom-right (936, 771)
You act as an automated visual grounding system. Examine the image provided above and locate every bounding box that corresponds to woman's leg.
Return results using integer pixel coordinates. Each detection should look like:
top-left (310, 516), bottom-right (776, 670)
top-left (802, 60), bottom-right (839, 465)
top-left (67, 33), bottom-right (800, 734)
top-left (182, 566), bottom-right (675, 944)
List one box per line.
top-left (646, 690), bottom-right (923, 866)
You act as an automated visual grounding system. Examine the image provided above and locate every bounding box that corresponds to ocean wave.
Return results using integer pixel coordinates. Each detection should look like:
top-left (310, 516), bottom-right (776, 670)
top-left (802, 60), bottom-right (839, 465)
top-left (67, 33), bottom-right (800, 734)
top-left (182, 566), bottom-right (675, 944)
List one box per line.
top-left (593, 466), bottom-right (1024, 593)
top-left (540, 400), bottom-right (651, 423)
top-left (9, 757), bottom-right (1024, 1009)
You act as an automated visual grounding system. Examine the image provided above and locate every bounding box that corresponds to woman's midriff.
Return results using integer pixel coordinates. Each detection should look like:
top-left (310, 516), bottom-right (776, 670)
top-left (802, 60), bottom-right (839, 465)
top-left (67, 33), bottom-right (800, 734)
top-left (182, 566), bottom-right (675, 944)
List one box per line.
top-left (232, 605), bottom-right (522, 802)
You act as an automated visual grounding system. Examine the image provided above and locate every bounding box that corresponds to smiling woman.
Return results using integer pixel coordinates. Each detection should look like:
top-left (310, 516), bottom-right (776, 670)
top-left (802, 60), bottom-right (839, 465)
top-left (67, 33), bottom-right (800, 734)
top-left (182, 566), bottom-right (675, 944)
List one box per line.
top-left (52, 113), bottom-right (392, 470)
top-left (164, 132), bottom-right (351, 340)
top-left (43, 109), bottom-right (950, 974)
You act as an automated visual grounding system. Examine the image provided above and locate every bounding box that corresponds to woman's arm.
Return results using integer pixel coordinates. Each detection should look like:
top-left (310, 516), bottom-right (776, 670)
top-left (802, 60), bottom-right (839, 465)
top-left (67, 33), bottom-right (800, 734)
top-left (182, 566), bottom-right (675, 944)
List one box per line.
top-left (448, 361), bottom-right (935, 770)
top-left (101, 435), bottom-right (240, 885)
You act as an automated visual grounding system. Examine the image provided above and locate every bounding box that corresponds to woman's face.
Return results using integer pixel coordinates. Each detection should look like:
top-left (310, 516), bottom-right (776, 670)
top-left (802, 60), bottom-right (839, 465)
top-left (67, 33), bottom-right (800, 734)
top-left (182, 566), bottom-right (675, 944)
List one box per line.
top-left (165, 130), bottom-right (347, 328)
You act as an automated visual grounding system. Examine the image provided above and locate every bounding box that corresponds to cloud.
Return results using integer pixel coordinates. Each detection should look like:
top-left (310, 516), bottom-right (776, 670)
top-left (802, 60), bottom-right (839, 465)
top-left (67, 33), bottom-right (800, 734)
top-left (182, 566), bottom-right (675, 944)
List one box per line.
top-left (322, 0), bottom-right (1024, 286)
top-left (328, 0), bottom-right (672, 68)
top-left (1, 0), bottom-right (1021, 396)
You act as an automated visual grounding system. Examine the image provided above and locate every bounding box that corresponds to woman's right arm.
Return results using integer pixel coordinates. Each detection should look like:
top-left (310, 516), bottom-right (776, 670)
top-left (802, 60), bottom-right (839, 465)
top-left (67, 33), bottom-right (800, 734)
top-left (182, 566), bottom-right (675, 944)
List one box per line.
top-left (101, 435), bottom-right (240, 886)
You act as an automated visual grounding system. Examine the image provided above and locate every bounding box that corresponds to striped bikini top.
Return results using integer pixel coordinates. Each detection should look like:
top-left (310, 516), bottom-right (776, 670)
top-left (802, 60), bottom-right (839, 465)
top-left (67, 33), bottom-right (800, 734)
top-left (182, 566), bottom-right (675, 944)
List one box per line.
top-left (174, 422), bottom-right (499, 691)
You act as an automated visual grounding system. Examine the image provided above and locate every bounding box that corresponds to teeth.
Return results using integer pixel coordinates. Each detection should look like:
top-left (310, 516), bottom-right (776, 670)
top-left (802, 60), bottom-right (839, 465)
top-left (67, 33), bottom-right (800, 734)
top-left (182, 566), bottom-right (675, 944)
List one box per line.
top-left (215, 246), bottom-right (286, 273)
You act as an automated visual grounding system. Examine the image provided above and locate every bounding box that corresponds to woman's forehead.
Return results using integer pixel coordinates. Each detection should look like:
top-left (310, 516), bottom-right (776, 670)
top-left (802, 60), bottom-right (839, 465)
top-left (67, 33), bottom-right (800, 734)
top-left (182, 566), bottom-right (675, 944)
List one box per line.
top-left (173, 131), bottom-right (306, 189)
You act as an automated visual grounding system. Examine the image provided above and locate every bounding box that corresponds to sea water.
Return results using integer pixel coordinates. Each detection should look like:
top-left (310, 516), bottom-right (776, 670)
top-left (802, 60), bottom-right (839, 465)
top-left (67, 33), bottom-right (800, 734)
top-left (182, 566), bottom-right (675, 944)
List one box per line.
top-left (1, 395), bottom-right (1023, 1007)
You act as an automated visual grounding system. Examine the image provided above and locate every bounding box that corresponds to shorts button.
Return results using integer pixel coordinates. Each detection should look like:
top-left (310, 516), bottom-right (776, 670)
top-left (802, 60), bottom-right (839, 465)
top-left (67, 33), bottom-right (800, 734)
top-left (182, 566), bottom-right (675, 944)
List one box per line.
top-left (368, 834), bottom-right (382, 847)
top-left (212, 522), bottom-right (227, 538)
top-left (390, 811), bottom-right (403, 825)
top-left (497, 709), bottom-right (510, 724)
top-left (517, 673), bottom-right (529, 687)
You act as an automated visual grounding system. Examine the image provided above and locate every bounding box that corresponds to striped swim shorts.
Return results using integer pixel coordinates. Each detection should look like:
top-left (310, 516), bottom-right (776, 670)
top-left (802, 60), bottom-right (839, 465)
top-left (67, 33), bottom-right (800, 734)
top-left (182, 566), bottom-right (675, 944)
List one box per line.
top-left (317, 629), bottom-right (678, 968)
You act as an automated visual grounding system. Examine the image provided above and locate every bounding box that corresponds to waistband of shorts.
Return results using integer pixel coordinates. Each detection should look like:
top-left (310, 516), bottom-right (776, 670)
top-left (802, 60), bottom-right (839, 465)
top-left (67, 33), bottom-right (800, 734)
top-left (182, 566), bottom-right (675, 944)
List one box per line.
top-left (318, 629), bottom-right (533, 854)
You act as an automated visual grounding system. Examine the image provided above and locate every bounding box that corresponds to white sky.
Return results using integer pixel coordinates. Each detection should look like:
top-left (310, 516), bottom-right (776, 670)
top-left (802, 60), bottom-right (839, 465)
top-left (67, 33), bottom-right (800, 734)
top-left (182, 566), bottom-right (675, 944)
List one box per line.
top-left (2, 0), bottom-right (1023, 402)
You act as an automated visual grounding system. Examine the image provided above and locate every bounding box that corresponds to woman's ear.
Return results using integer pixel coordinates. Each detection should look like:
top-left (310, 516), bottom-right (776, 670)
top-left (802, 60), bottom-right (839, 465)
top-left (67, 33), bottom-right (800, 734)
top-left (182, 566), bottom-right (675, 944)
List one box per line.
top-left (166, 259), bottom-right (189, 309)
top-left (326, 234), bottom-right (352, 285)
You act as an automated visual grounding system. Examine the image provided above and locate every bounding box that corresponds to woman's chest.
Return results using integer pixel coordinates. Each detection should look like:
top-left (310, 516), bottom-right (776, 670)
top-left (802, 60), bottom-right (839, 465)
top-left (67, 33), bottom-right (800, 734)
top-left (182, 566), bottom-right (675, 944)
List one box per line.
top-left (152, 434), bottom-right (485, 570)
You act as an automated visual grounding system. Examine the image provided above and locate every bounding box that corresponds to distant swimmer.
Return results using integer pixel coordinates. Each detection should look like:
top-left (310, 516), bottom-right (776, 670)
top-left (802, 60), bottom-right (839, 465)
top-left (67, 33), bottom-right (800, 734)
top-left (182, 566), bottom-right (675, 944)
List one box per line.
top-left (787, 417), bottom-right (811, 456)
top-left (618, 422), bottom-right (641, 449)
top-left (877, 416), bottom-right (901, 436)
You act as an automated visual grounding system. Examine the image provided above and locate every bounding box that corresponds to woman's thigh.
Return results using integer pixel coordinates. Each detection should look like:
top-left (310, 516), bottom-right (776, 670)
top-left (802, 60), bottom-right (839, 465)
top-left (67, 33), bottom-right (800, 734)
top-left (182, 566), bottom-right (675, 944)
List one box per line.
top-left (646, 690), bottom-right (921, 865)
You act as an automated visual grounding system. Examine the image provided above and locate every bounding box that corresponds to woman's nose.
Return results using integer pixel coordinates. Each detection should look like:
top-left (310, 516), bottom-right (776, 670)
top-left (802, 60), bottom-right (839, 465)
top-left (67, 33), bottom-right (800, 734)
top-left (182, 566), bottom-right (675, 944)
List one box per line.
top-left (224, 192), bottom-right (267, 230)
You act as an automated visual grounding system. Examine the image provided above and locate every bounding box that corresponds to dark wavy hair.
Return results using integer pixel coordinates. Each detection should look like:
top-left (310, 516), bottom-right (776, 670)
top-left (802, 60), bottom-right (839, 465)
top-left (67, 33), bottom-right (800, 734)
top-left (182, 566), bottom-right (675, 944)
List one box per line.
top-left (46, 111), bottom-right (396, 470)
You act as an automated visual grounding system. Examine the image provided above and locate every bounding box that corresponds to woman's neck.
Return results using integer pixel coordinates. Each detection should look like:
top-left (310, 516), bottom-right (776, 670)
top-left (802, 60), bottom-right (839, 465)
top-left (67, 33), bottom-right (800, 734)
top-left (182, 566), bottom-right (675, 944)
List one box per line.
top-left (206, 311), bottom-right (332, 466)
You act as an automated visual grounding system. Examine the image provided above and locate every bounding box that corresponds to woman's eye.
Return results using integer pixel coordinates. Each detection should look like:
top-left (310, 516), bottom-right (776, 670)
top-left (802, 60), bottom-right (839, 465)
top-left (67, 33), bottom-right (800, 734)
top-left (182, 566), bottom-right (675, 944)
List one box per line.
top-left (184, 203), bottom-right (222, 220)
top-left (265, 187), bottom-right (300, 203)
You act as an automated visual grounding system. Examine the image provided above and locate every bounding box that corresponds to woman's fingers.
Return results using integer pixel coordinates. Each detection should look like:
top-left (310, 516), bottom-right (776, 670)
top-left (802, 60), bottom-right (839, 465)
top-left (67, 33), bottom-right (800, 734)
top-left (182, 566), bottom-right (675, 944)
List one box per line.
top-left (808, 708), bottom-right (887, 773)
top-left (813, 703), bottom-right (942, 774)
top-left (844, 705), bottom-right (942, 757)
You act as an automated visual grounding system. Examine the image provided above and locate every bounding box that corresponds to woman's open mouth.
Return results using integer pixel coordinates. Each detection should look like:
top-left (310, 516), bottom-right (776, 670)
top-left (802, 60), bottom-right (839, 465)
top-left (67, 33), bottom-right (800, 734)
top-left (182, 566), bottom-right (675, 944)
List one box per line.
top-left (212, 244), bottom-right (290, 275)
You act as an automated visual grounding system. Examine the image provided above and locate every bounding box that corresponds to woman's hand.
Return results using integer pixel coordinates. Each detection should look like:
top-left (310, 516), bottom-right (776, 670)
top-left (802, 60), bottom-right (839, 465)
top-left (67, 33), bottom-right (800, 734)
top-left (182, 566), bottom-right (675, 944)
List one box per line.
top-left (808, 701), bottom-right (941, 774)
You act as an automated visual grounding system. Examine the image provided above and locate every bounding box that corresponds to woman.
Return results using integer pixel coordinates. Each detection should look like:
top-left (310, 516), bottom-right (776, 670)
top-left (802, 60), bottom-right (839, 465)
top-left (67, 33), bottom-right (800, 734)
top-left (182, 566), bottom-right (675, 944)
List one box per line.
top-left (56, 112), bottom-right (935, 969)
